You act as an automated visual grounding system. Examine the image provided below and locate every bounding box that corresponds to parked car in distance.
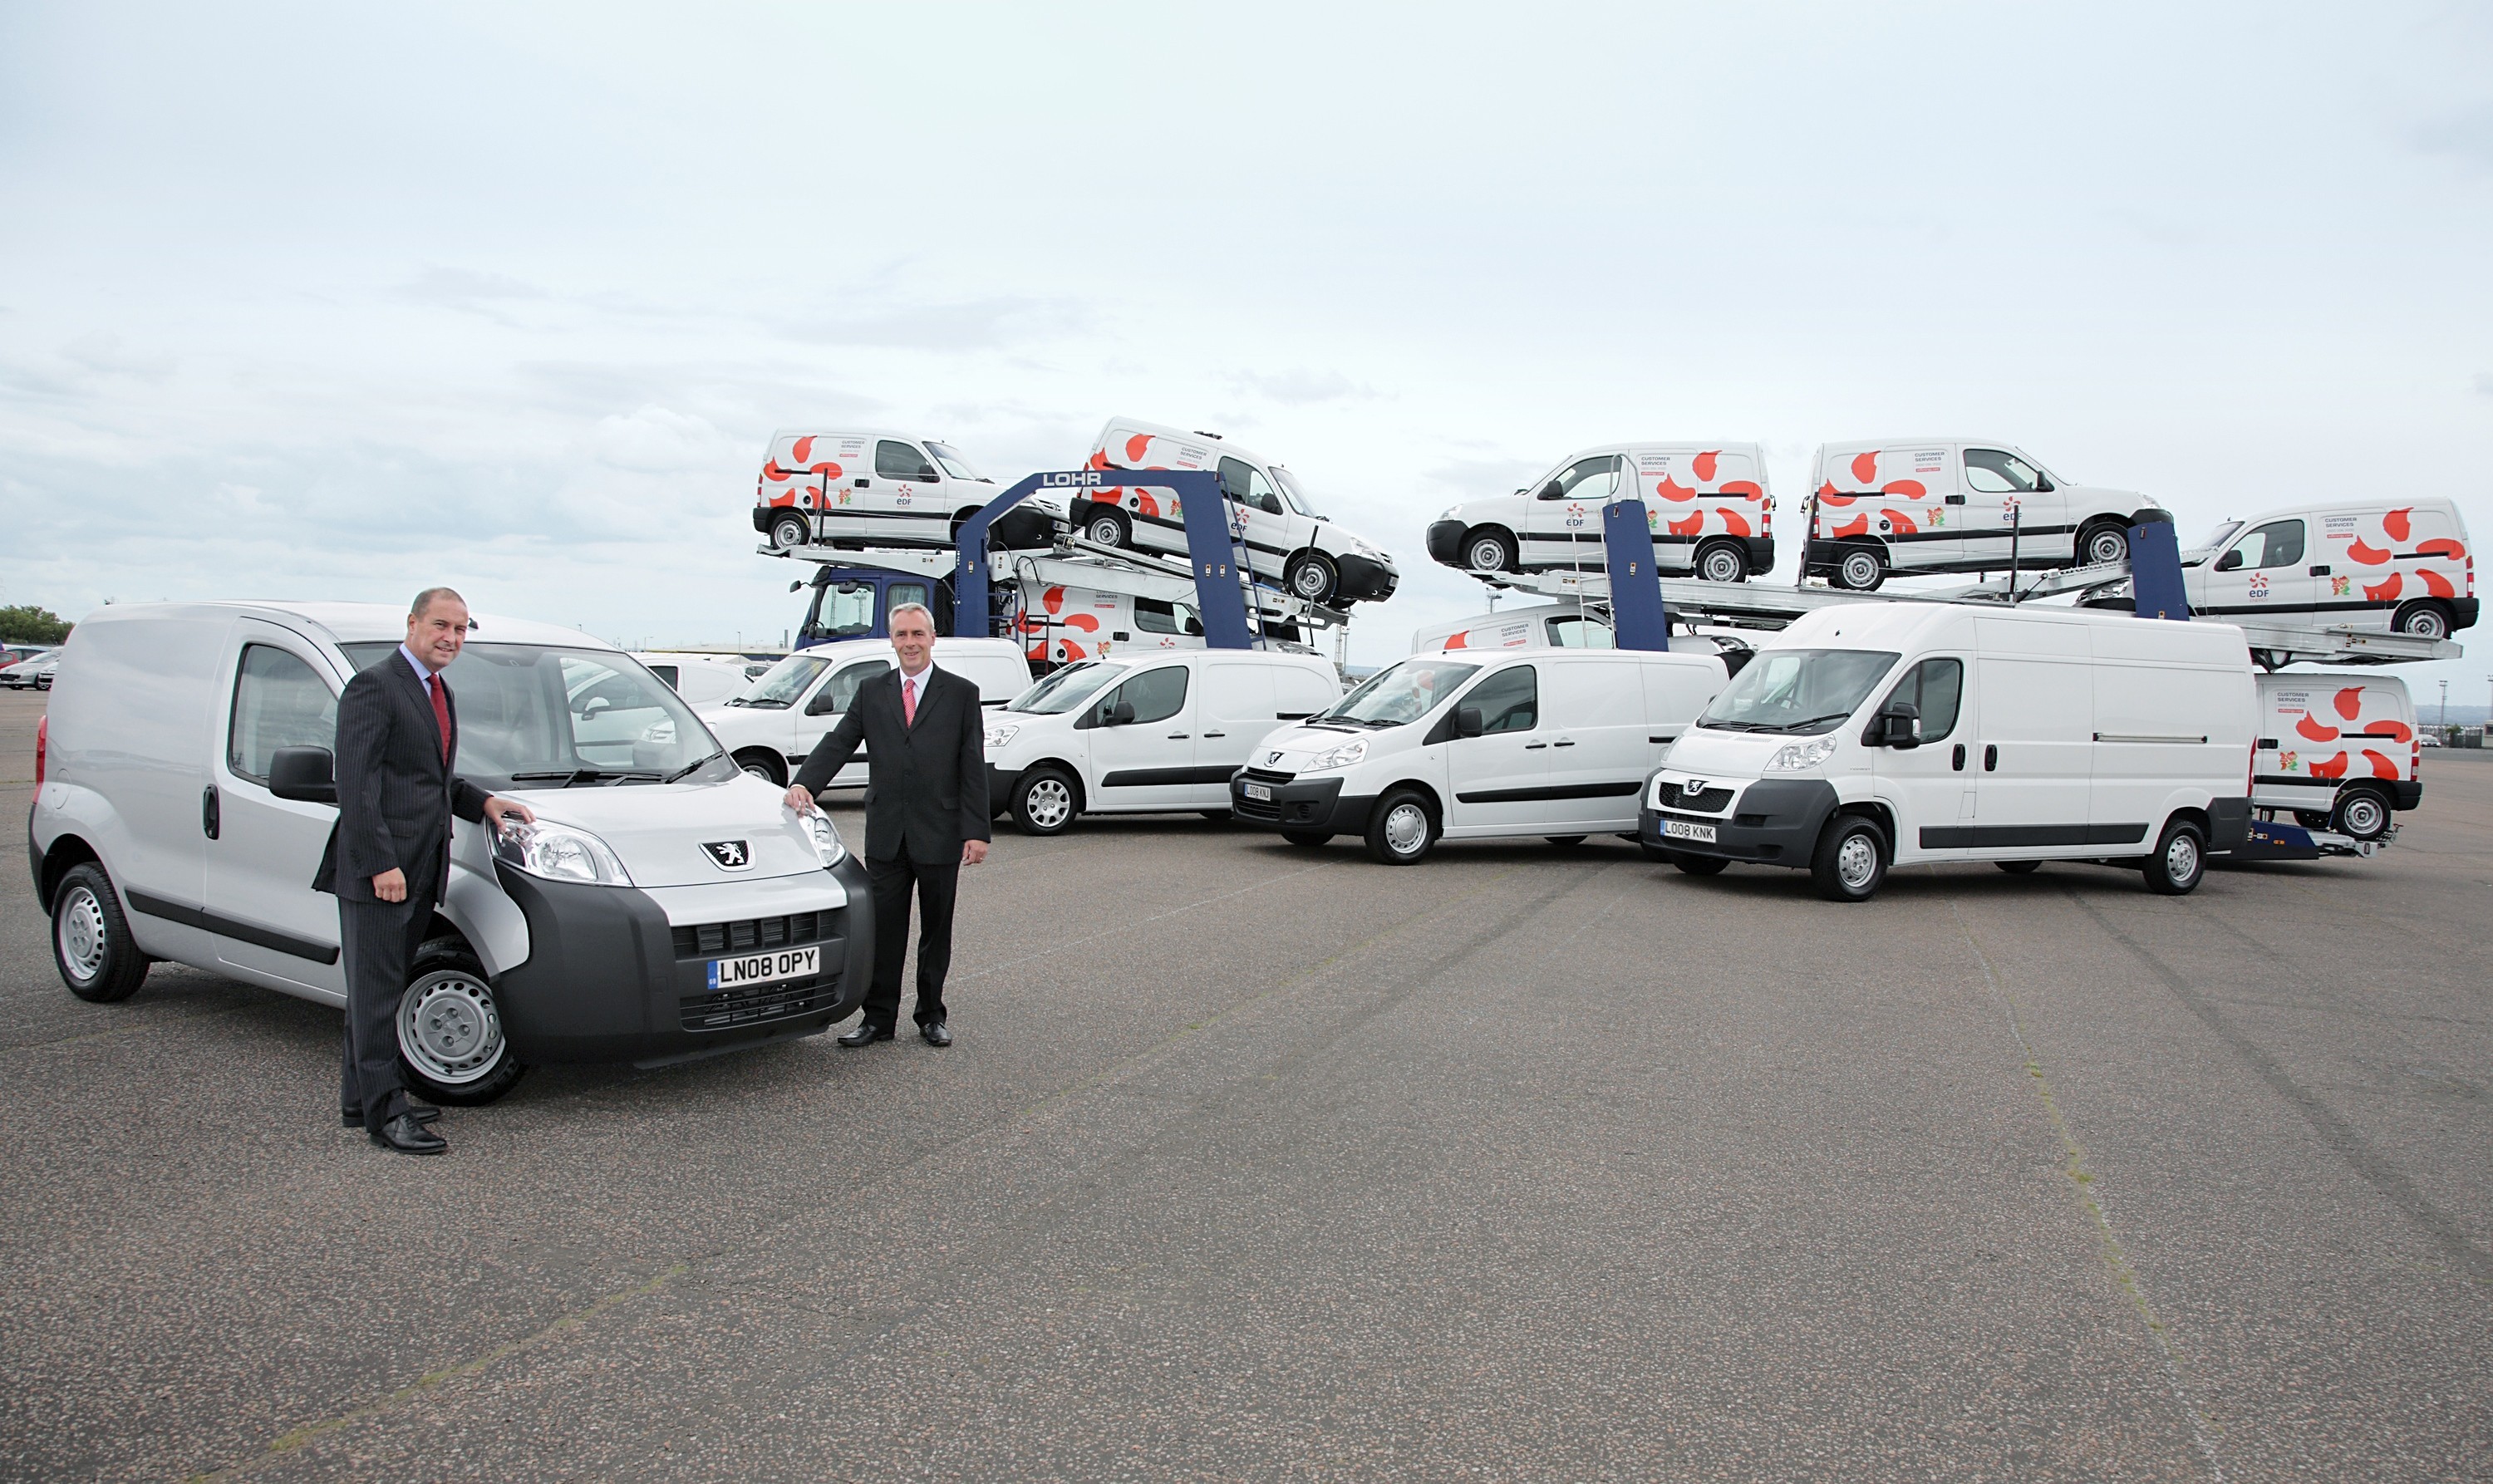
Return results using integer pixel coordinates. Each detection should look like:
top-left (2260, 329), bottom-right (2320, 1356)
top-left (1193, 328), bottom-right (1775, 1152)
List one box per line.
top-left (705, 637), bottom-right (1032, 789)
top-left (1803, 441), bottom-right (2161, 591)
top-left (2180, 498), bottom-right (2475, 639)
top-left (753, 430), bottom-right (1060, 553)
top-left (1428, 442), bottom-right (1775, 583)
top-left (0, 643), bottom-right (56, 669)
top-left (1, 651), bottom-right (61, 690)
top-left (986, 648), bottom-right (1342, 834)
top-left (2252, 672), bottom-right (2418, 840)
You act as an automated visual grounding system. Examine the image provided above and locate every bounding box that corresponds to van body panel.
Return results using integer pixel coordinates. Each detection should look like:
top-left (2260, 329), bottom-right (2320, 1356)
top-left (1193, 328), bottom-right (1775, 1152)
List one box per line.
top-left (1428, 441), bottom-right (1775, 581)
top-left (2184, 498), bottom-right (2474, 633)
top-left (706, 640), bottom-right (1031, 789)
top-left (1804, 440), bottom-right (2156, 581)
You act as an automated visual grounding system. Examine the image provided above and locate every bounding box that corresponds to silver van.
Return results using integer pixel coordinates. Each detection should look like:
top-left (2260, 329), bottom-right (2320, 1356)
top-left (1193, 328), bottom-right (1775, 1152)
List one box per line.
top-left (28, 602), bottom-right (872, 1103)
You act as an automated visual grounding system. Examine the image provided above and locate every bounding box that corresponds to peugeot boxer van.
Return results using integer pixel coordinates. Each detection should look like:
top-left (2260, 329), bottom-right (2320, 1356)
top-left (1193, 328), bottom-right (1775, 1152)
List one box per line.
top-left (30, 602), bottom-right (871, 1103)
top-left (1803, 442), bottom-right (2160, 591)
top-left (986, 649), bottom-right (1341, 834)
top-left (2181, 499), bottom-right (2476, 639)
top-left (754, 430), bottom-right (1061, 553)
top-left (1427, 442), bottom-right (1775, 582)
top-left (2252, 671), bottom-right (2419, 840)
top-left (1232, 649), bottom-right (1728, 863)
top-left (704, 637), bottom-right (1031, 789)
top-left (1639, 603), bottom-right (2254, 900)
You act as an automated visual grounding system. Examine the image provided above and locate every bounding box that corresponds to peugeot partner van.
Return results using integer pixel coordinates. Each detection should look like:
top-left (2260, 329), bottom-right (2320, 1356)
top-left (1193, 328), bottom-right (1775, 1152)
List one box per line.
top-left (1232, 649), bottom-right (1728, 863)
top-left (754, 430), bottom-right (1060, 553)
top-left (986, 649), bottom-right (1342, 834)
top-left (704, 637), bottom-right (1031, 789)
top-left (1639, 603), bottom-right (2254, 900)
top-left (1802, 441), bottom-right (2161, 591)
top-left (2182, 499), bottom-right (2476, 639)
top-left (30, 602), bottom-right (872, 1104)
top-left (1080, 418), bottom-right (1400, 607)
top-left (1427, 442), bottom-right (1775, 582)
top-left (2252, 671), bottom-right (2419, 840)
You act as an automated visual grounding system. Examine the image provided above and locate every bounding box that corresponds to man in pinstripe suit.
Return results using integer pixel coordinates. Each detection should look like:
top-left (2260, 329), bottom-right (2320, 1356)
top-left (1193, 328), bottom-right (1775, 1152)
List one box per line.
top-left (314, 588), bottom-right (534, 1154)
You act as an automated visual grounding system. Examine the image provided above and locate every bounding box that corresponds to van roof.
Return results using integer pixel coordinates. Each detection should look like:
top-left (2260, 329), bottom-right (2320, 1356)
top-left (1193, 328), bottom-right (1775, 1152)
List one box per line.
top-left (76, 601), bottom-right (616, 652)
top-left (1817, 438), bottom-right (2021, 452)
top-left (1768, 600), bottom-right (2249, 658)
top-left (1098, 416), bottom-right (1270, 469)
top-left (767, 428), bottom-right (944, 444)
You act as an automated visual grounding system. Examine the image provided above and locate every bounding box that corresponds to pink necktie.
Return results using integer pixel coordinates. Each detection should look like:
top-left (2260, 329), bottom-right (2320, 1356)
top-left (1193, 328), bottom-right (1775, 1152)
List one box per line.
top-left (902, 676), bottom-right (917, 726)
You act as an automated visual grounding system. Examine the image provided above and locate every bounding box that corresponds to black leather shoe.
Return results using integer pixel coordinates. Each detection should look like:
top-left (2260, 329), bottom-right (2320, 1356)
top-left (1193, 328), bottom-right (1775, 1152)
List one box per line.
top-left (370, 1113), bottom-right (446, 1155)
top-left (838, 1022), bottom-right (895, 1048)
top-left (342, 1106), bottom-right (440, 1129)
top-left (919, 1021), bottom-right (952, 1047)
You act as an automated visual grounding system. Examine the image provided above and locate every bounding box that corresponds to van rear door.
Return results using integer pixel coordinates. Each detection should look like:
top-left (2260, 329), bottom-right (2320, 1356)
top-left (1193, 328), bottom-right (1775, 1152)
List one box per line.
top-left (203, 622), bottom-right (349, 997)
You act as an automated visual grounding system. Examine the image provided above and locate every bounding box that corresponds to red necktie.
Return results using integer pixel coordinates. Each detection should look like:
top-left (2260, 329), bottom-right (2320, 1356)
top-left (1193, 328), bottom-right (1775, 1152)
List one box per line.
top-left (902, 676), bottom-right (917, 727)
top-left (427, 672), bottom-right (451, 763)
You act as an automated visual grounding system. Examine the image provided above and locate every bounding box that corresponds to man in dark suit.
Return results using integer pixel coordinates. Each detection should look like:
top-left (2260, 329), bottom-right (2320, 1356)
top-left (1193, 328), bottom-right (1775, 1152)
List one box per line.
top-left (784, 602), bottom-right (989, 1048)
top-left (316, 587), bottom-right (534, 1154)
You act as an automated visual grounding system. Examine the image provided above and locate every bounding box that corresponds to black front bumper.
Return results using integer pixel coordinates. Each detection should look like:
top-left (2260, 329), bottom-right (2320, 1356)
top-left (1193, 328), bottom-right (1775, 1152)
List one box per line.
top-left (1335, 553), bottom-right (1399, 603)
top-left (1425, 519), bottom-right (1467, 568)
top-left (1638, 779), bottom-right (1841, 868)
top-left (1230, 769), bottom-right (1374, 836)
top-left (489, 856), bottom-right (873, 1064)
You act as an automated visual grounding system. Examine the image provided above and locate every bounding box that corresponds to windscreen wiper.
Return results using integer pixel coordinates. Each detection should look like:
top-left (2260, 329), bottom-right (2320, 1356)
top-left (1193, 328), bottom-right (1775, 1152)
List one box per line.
top-left (664, 752), bottom-right (723, 783)
top-left (509, 769), bottom-right (665, 787)
top-left (1763, 713), bottom-right (1854, 734)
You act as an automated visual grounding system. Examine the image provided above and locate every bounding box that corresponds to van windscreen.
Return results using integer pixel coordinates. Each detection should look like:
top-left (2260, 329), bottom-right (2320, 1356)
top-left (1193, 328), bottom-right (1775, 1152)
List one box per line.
top-left (1318, 657), bottom-right (1481, 728)
top-left (338, 642), bottom-right (726, 786)
top-left (1010, 661), bottom-right (1127, 715)
top-left (1699, 649), bottom-right (1900, 735)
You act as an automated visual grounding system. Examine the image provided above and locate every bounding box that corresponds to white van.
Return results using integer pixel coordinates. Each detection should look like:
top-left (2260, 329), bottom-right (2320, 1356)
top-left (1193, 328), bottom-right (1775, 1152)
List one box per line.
top-left (1426, 442), bottom-right (1776, 583)
top-left (2183, 498), bottom-right (2476, 639)
top-left (753, 430), bottom-right (1060, 553)
top-left (633, 651), bottom-right (770, 709)
top-left (2253, 671), bottom-right (2420, 840)
top-left (1410, 601), bottom-right (1757, 672)
top-left (703, 637), bottom-right (1032, 789)
top-left (1080, 418), bottom-right (1400, 607)
top-left (1232, 649), bottom-right (1728, 863)
top-left (1803, 441), bottom-right (2160, 590)
top-left (1640, 603), bottom-right (2255, 900)
top-left (986, 649), bottom-right (1342, 833)
top-left (29, 602), bottom-right (869, 1103)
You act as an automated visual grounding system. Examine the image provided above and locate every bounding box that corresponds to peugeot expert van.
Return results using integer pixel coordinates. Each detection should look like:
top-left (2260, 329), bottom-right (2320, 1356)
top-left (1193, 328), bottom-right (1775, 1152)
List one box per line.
top-left (755, 430), bottom-right (1060, 553)
top-left (1639, 603), bottom-right (2254, 900)
top-left (986, 649), bottom-right (1342, 834)
top-left (1232, 649), bottom-right (1728, 863)
top-left (1802, 441), bottom-right (2160, 590)
top-left (2182, 499), bottom-right (2476, 639)
top-left (704, 637), bottom-right (1031, 789)
top-left (1080, 418), bottom-right (1400, 607)
top-left (30, 602), bottom-right (872, 1103)
top-left (2252, 671), bottom-right (2419, 840)
top-left (1427, 442), bottom-right (1775, 583)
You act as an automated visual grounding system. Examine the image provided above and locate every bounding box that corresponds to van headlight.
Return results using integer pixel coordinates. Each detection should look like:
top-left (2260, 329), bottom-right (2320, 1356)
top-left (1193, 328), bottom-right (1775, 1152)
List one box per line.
top-left (1304, 736), bottom-right (1367, 772)
top-left (1764, 736), bottom-right (1841, 772)
top-left (984, 721), bottom-right (1020, 749)
top-left (805, 812), bottom-right (848, 868)
top-left (494, 818), bottom-right (634, 887)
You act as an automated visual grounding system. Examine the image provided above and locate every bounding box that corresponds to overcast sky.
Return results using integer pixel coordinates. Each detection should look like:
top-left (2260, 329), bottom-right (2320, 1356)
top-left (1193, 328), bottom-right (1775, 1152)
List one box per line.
top-left (4, 2), bottom-right (2491, 690)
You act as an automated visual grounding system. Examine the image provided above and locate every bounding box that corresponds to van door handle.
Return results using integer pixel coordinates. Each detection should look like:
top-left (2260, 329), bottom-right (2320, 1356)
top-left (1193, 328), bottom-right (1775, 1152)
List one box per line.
top-left (1945, 494), bottom-right (1967, 505)
top-left (1984, 744), bottom-right (1999, 772)
top-left (1552, 739), bottom-right (1576, 747)
top-left (2309, 564), bottom-right (2329, 576)
top-left (1649, 734), bottom-right (1676, 744)
top-left (1523, 741), bottom-right (1547, 749)
top-left (1202, 730), bottom-right (1225, 738)
top-left (854, 478), bottom-right (870, 488)
top-left (201, 785), bottom-right (221, 840)
top-left (1166, 733), bottom-right (1190, 740)
top-left (1952, 744), bottom-right (1966, 771)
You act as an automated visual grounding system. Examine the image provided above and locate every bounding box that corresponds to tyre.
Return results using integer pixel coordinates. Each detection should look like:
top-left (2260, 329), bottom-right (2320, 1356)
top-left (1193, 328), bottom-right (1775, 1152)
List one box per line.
top-left (1546, 835), bottom-right (1588, 847)
top-left (2078, 520), bottom-right (2129, 568)
top-left (734, 749), bottom-right (786, 787)
top-left (1463, 528), bottom-right (1517, 574)
top-left (1995, 860), bottom-right (2041, 875)
top-left (2292, 809), bottom-right (2333, 831)
top-left (2141, 818), bottom-right (2207, 896)
top-left (1285, 553), bottom-right (1339, 604)
top-left (2332, 788), bottom-right (2391, 842)
top-left (1365, 789), bottom-right (1438, 865)
top-left (1670, 851), bottom-right (1728, 876)
top-left (1013, 766), bottom-right (1079, 836)
top-left (1281, 830), bottom-right (1333, 848)
top-left (1832, 545), bottom-right (1886, 592)
top-left (52, 862), bottom-right (150, 1003)
top-left (1809, 813), bottom-right (1889, 902)
top-left (2392, 601), bottom-right (2452, 641)
top-left (1694, 540), bottom-right (1748, 584)
top-left (769, 511), bottom-right (812, 551)
top-left (397, 937), bottom-right (529, 1105)
top-left (1083, 507), bottom-right (1131, 549)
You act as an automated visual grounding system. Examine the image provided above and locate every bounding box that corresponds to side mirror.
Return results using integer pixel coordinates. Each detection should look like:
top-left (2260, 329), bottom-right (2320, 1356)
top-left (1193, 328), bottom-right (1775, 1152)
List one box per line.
top-left (789, 580), bottom-right (803, 593)
top-left (1871, 701), bottom-right (1920, 749)
top-left (2214, 550), bottom-right (2244, 572)
top-left (268, 746), bottom-right (337, 803)
top-left (917, 468), bottom-right (940, 483)
top-left (1538, 484), bottom-right (1564, 501)
top-left (1455, 705), bottom-right (1483, 739)
top-left (1107, 700), bottom-right (1136, 726)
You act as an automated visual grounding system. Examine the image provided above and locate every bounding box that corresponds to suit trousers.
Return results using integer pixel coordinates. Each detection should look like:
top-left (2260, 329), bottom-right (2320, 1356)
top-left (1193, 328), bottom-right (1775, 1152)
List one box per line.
top-left (864, 848), bottom-right (960, 1029)
top-left (337, 849), bottom-right (441, 1129)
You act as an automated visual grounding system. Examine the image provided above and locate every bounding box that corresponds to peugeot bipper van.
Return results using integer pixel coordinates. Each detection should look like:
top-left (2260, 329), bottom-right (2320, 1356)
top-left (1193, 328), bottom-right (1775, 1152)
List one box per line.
top-left (705, 637), bottom-right (1032, 789)
top-left (30, 602), bottom-right (872, 1104)
top-left (2253, 671), bottom-right (2420, 841)
top-left (1232, 648), bottom-right (1728, 863)
top-left (1639, 602), bottom-right (2254, 901)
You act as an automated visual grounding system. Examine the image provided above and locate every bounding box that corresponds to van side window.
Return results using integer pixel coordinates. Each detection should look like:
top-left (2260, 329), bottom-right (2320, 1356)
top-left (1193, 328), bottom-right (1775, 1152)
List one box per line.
top-left (1881, 658), bottom-right (1964, 743)
top-left (1465, 666), bottom-right (1538, 733)
top-left (810, 661), bottom-right (890, 715)
top-left (1962, 449), bottom-right (2045, 494)
top-left (2228, 518), bottom-right (2305, 569)
top-left (888, 582), bottom-right (930, 617)
top-left (875, 440), bottom-right (939, 482)
top-left (228, 645), bottom-right (338, 783)
top-left (1105, 666), bottom-right (1188, 725)
top-left (1217, 459), bottom-right (1286, 515)
top-left (1133, 597), bottom-right (1202, 636)
top-left (1546, 617), bottom-right (1615, 649)
top-left (1538, 456), bottom-right (1622, 502)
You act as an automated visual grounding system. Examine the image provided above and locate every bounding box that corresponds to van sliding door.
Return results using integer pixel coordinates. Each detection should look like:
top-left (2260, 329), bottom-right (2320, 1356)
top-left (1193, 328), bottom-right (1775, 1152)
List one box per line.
top-left (1969, 619), bottom-right (2094, 850)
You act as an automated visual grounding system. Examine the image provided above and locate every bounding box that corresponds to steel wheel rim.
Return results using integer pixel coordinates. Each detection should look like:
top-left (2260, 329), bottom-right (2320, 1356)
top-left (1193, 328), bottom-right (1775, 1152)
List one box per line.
top-left (1086, 516), bottom-right (1124, 546)
top-left (1025, 778), bottom-right (1073, 829)
top-left (1384, 802), bottom-right (1428, 855)
top-left (773, 518), bottom-right (808, 548)
top-left (1841, 553), bottom-right (1879, 588)
top-left (1836, 832), bottom-right (1878, 889)
top-left (1702, 548), bottom-right (1742, 582)
top-left (2165, 832), bottom-right (2200, 882)
top-left (2404, 610), bottom-right (2446, 639)
top-left (57, 885), bottom-right (107, 981)
top-left (1291, 562), bottom-right (1330, 598)
top-left (2340, 795), bottom-right (2385, 836)
top-left (740, 761), bottom-right (776, 781)
top-left (2088, 530), bottom-right (2127, 564)
top-left (398, 971), bottom-right (504, 1084)
top-left (1467, 538), bottom-right (1507, 572)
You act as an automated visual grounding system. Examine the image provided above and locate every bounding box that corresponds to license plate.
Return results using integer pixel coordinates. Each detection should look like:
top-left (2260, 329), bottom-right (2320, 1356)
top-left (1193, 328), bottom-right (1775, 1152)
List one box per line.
top-left (1663, 819), bottom-right (1716, 843)
top-left (1243, 782), bottom-right (1274, 801)
top-left (708, 945), bottom-right (819, 990)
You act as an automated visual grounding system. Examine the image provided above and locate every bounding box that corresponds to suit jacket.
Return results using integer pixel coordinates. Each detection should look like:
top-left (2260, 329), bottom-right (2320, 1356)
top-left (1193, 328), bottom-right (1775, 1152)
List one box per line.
top-left (793, 663), bottom-right (991, 862)
top-left (313, 655), bottom-right (490, 902)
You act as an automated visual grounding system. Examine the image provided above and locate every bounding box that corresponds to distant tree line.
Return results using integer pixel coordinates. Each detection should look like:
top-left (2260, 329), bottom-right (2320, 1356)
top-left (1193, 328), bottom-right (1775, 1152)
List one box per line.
top-left (0, 606), bottom-right (72, 644)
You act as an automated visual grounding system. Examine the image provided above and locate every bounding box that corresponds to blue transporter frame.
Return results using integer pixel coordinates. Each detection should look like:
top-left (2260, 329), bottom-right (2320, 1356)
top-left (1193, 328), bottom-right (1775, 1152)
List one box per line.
top-left (1602, 497), bottom-right (1671, 651)
top-left (954, 469), bottom-right (1256, 650)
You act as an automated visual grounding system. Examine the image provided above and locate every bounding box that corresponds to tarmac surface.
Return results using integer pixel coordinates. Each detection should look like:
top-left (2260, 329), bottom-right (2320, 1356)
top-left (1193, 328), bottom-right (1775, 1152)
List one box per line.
top-left (2, 686), bottom-right (2487, 1481)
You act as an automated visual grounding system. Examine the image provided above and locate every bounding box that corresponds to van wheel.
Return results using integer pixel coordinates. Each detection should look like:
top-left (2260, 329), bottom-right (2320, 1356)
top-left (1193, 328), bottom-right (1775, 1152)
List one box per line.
top-left (1670, 852), bottom-right (1728, 876)
top-left (1810, 813), bottom-right (1889, 902)
top-left (1082, 508), bottom-right (1131, 550)
top-left (1365, 789), bottom-right (1438, 865)
top-left (1286, 553), bottom-right (1339, 604)
top-left (1014, 767), bottom-right (1079, 836)
top-left (1996, 860), bottom-right (2041, 875)
top-left (1638, 839), bottom-right (1674, 862)
top-left (1281, 830), bottom-right (1332, 848)
top-left (398, 938), bottom-right (529, 1105)
top-left (2078, 519), bottom-right (2129, 568)
top-left (1694, 540), bottom-right (1748, 584)
top-left (1832, 546), bottom-right (1886, 592)
top-left (769, 511), bottom-right (812, 551)
top-left (1545, 835), bottom-right (1588, 847)
top-left (734, 749), bottom-right (786, 787)
top-left (52, 862), bottom-right (150, 1003)
top-left (2141, 818), bottom-right (2207, 895)
top-left (2332, 788), bottom-right (2391, 841)
top-left (2393, 601), bottom-right (2452, 641)
top-left (1463, 528), bottom-right (1517, 574)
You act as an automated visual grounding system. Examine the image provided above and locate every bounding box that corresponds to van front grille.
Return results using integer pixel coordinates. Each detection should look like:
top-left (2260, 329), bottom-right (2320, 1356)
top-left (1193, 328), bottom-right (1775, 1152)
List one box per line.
top-left (680, 975), bottom-right (833, 1032)
top-left (671, 911), bottom-right (828, 961)
top-left (1242, 768), bottom-right (1294, 785)
top-left (1663, 786), bottom-right (1735, 813)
